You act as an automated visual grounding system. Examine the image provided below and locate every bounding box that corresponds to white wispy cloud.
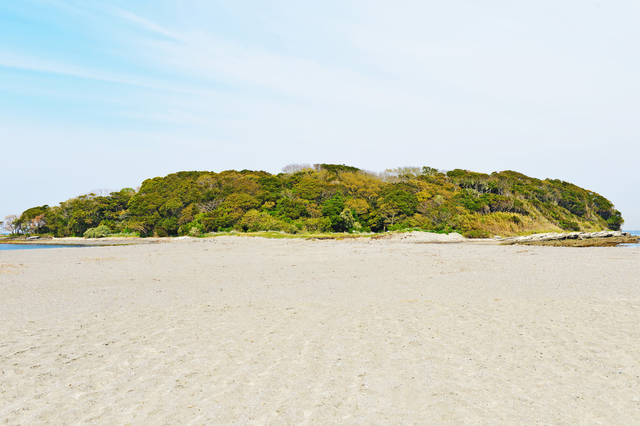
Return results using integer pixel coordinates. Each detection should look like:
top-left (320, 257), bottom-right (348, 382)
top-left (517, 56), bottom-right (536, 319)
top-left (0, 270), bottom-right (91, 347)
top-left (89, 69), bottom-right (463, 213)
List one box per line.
top-left (0, 49), bottom-right (197, 94)
top-left (2, 0), bottom-right (640, 226)
top-left (114, 8), bottom-right (416, 110)
top-left (115, 8), bottom-right (185, 41)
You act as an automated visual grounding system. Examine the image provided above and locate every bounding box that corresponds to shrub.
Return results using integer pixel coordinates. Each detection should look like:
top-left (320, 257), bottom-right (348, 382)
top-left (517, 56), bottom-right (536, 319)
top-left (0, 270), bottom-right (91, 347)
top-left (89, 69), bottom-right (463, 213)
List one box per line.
top-left (83, 225), bottom-right (111, 238)
top-left (339, 208), bottom-right (355, 230)
top-left (238, 210), bottom-right (298, 233)
top-left (463, 229), bottom-right (490, 238)
top-left (300, 217), bottom-right (332, 233)
top-left (606, 213), bottom-right (624, 231)
top-left (559, 220), bottom-right (580, 231)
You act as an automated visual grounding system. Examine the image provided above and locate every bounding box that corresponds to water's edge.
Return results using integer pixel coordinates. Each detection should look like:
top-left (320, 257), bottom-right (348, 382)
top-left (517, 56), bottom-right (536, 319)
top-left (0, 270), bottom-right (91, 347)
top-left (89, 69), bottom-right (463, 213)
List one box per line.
top-left (0, 244), bottom-right (84, 251)
top-left (620, 230), bottom-right (640, 247)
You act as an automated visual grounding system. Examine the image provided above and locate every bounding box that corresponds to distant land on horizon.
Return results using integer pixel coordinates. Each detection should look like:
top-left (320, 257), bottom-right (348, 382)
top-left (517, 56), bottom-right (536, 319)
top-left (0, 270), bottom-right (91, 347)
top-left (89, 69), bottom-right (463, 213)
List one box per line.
top-left (4, 164), bottom-right (624, 239)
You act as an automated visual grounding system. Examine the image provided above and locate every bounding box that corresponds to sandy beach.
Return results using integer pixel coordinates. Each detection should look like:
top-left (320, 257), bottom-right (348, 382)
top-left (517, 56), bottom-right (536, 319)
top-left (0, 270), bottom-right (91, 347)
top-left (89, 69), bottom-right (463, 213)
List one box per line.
top-left (1, 236), bottom-right (640, 424)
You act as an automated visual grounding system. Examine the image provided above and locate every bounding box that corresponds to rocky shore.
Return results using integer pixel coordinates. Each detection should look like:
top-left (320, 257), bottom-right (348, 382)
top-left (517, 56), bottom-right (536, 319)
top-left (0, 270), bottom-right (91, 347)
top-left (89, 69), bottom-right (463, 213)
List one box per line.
top-left (498, 230), bottom-right (639, 247)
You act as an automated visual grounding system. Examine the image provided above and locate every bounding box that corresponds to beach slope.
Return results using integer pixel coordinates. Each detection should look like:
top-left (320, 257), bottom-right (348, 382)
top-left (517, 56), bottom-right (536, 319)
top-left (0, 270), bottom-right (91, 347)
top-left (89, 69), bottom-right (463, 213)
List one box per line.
top-left (1, 237), bottom-right (639, 424)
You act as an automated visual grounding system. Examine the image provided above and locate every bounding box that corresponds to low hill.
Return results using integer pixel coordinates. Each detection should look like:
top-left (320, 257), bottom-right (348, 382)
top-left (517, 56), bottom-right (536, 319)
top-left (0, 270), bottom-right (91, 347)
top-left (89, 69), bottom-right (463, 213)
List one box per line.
top-left (13, 164), bottom-right (623, 238)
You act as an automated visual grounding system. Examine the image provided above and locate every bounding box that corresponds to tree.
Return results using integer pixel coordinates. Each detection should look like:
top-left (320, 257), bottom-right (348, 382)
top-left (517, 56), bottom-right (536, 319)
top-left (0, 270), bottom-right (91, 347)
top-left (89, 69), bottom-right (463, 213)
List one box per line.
top-left (127, 221), bottom-right (151, 237)
top-left (282, 163), bottom-right (312, 174)
top-left (340, 172), bottom-right (383, 202)
top-left (421, 166), bottom-right (441, 176)
top-left (321, 192), bottom-right (347, 231)
top-left (3, 215), bottom-right (17, 234)
top-left (417, 195), bottom-right (453, 228)
top-left (379, 187), bottom-right (418, 216)
top-left (339, 208), bottom-right (356, 230)
top-left (294, 176), bottom-right (326, 201)
top-left (379, 203), bottom-right (401, 230)
top-left (381, 167), bottom-right (423, 182)
top-left (197, 198), bottom-right (225, 213)
top-left (10, 165), bottom-right (627, 238)
top-left (31, 214), bottom-right (46, 233)
top-left (316, 164), bottom-right (360, 175)
top-left (16, 205), bottom-right (50, 234)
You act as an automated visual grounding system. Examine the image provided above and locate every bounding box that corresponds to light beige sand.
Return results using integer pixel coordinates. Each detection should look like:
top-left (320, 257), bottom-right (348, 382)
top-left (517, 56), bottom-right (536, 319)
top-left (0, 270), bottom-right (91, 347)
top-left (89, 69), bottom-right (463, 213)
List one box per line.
top-left (1, 237), bottom-right (640, 424)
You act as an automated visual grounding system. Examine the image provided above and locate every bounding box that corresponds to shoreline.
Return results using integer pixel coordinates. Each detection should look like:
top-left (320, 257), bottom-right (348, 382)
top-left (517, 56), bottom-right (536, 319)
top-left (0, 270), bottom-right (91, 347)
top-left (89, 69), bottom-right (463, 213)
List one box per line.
top-left (0, 231), bottom-right (480, 246)
top-left (2, 229), bottom-right (637, 247)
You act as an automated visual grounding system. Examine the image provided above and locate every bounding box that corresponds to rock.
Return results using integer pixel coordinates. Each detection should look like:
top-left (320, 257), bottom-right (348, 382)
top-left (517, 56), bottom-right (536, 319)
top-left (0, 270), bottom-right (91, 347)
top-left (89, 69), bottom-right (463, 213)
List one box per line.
top-left (502, 230), bottom-right (624, 244)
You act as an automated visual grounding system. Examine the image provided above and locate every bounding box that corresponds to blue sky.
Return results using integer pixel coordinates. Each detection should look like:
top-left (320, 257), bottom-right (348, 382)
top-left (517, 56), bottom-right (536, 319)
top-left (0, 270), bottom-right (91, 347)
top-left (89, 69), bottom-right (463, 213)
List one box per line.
top-left (2, 0), bottom-right (640, 228)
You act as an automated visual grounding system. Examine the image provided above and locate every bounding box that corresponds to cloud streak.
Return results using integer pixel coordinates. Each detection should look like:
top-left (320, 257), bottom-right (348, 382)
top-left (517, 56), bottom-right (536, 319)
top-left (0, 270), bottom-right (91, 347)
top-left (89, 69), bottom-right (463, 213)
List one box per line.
top-left (1, 0), bottom-right (640, 226)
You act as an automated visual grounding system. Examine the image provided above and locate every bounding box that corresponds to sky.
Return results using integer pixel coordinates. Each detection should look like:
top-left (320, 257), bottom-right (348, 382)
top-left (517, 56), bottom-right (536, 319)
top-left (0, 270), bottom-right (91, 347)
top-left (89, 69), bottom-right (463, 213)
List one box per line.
top-left (1, 0), bottom-right (639, 228)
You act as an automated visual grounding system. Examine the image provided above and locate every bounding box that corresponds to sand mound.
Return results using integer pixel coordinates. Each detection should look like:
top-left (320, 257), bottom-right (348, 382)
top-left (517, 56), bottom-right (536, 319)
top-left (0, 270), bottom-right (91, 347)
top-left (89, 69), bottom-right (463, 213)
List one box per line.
top-left (379, 231), bottom-right (466, 243)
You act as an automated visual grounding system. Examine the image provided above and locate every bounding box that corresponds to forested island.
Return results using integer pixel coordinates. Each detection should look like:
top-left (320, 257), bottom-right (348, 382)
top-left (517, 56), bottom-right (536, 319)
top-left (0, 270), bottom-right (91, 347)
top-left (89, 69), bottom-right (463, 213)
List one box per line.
top-left (5, 164), bottom-right (624, 238)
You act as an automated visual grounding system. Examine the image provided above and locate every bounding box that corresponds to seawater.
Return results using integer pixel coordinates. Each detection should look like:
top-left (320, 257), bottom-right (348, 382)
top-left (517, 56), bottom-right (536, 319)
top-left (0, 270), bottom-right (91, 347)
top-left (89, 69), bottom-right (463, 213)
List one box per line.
top-left (0, 244), bottom-right (80, 251)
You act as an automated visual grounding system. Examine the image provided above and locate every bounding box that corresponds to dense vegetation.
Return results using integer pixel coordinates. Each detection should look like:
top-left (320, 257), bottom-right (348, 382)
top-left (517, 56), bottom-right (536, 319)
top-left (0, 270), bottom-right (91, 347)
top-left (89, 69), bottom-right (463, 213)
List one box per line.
top-left (8, 164), bottom-right (624, 238)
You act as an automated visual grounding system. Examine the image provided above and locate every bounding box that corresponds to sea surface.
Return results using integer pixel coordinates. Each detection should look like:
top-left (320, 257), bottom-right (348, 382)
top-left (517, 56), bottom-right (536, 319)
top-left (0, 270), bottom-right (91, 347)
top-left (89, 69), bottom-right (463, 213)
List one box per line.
top-left (0, 244), bottom-right (80, 251)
